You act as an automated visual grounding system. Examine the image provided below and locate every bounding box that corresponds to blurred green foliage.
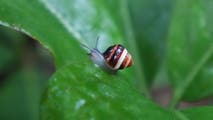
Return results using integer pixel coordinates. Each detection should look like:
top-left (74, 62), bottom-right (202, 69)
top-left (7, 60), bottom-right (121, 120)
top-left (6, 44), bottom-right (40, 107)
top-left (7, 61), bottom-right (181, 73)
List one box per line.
top-left (168, 0), bottom-right (213, 107)
top-left (0, 0), bottom-right (212, 120)
top-left (0, 26), bottom-right (53, 120)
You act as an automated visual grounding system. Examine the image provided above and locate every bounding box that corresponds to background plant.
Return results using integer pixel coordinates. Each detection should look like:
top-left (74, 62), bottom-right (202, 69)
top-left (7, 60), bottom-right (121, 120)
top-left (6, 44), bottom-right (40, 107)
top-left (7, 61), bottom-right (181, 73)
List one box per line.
top-left (0, 0), bottom-right (212, 120)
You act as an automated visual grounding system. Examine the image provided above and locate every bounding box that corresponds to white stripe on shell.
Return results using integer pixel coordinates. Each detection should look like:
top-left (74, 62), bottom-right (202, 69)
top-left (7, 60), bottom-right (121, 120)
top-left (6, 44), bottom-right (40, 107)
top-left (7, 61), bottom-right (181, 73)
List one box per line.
top-left (114, 49), bottom-right (127, 69)
top-left (124, 54), bottom-right (131, 68)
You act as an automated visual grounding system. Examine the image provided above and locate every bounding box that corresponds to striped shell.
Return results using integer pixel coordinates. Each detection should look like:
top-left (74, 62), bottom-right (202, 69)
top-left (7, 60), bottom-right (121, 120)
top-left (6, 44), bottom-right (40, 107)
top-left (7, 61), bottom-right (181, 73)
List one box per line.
top-left (103, 44), bottom-right (133, 70)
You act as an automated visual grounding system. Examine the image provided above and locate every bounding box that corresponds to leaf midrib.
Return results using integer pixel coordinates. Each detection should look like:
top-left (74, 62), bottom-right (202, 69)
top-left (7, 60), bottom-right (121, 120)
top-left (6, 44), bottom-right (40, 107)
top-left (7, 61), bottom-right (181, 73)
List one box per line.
top-left (173, 110), bottom-right (189, 120)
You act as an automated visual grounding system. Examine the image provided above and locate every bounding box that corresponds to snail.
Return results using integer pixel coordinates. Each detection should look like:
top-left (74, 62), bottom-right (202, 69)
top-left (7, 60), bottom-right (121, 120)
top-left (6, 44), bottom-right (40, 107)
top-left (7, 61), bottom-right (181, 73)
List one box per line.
top-left (82, 37), bottom-right (133, 73)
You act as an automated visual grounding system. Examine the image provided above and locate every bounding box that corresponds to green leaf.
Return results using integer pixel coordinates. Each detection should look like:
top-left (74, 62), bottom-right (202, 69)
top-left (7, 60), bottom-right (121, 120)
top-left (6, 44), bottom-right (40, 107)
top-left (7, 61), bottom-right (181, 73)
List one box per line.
top-left (0, 0), bottom-right (150, 118)
top-left (41, 62), bottom-right (180, 120)
top-left (181, 106), bottom-right (213, 120)
top-left (0, 0), bottom-right (143, 87)
top-left (0, 0), bottom-right (148, 92)
top-left (168, 0), bottom-right (213, 107)
top-left (1, 0), bottom-right (212, 119)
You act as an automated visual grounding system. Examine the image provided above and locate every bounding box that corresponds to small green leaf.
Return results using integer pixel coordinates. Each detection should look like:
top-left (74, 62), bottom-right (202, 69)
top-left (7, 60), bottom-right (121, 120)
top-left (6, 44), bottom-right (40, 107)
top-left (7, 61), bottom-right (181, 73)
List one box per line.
top-left (41, 62), bottom-right (180, 120)
top-left (168, 0), bottom-right (213, 107)
top-left (181, 106), bottom-right (213, 120)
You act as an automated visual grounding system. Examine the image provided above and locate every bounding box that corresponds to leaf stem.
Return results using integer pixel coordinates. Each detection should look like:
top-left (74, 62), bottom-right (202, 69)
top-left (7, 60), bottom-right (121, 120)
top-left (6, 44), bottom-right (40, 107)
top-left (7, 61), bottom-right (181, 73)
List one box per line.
top-left (172, 109), bottom-right (189, 120)
top-left (169, 44), bottom-right (213, 108)
top-left (120, 0), bottom-right (149, 97)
